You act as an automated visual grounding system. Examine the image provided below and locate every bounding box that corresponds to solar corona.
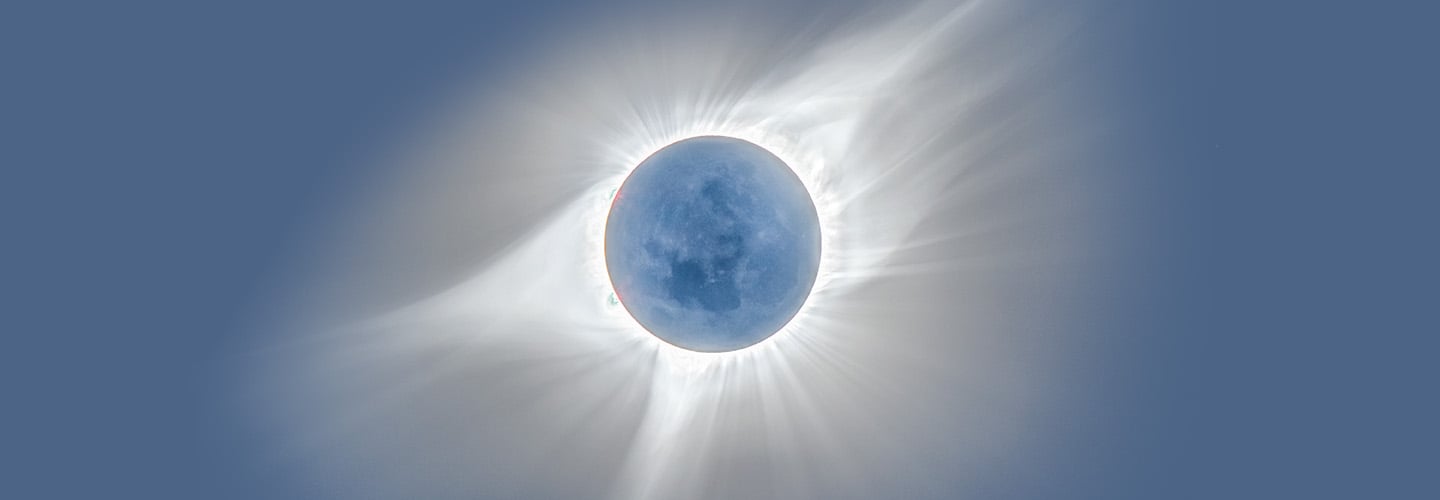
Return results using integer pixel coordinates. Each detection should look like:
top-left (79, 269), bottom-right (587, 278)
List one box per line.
top-left (248, 1), bottom-right (1127, 498)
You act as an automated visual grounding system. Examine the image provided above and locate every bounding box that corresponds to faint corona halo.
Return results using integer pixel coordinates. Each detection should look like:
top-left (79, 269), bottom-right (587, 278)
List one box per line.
top-left (604, 136), bottom-right (822, 353)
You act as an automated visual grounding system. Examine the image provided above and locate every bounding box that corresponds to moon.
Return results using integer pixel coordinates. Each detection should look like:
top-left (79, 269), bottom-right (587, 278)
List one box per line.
top-left (604, 136), bottom-right (822, 352)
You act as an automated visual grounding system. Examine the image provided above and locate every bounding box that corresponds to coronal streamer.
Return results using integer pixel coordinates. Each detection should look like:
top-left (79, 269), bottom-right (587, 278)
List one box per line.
top-left (242, 1), bottom-right (1127, 498)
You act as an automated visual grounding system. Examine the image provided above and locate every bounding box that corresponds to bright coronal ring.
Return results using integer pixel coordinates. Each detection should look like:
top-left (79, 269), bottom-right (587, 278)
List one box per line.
top-left (250, 2), bottom-right (1113, 497)
top-left (603, 135), bottom-right (822, 353)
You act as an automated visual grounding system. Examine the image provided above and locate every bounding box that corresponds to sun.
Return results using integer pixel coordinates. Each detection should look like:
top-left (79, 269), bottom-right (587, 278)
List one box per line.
top-left (581, 123), bottom-right (842, 363)
top-left (602, 136), bottom-right (820, 352)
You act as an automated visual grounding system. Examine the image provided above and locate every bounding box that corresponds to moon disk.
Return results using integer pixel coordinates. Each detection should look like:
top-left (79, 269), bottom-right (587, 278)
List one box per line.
top-left (604, 136), bottom-right (822, 352)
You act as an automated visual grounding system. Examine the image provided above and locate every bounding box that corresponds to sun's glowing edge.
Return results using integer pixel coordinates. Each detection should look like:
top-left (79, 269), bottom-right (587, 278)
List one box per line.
top-left (238, 1), bottom-right (1126, 497)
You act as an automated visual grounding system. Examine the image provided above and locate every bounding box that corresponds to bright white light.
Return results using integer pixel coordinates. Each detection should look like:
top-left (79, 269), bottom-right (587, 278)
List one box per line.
top-left (239, 1), bottom-right (1128, 499)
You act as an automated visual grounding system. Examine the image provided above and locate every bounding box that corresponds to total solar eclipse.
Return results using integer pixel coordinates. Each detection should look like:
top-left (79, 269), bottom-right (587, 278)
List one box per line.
top-left (604, 136), bottom-right (822, 352)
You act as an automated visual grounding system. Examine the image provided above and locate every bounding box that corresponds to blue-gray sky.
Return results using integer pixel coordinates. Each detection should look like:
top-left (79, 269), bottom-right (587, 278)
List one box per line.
top-left (4, 1), bottom-right (1436, 499)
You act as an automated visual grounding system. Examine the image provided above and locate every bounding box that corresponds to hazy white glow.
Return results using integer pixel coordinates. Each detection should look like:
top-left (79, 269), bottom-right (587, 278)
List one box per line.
top-left (242, 1), bottom-right (1126, 498)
